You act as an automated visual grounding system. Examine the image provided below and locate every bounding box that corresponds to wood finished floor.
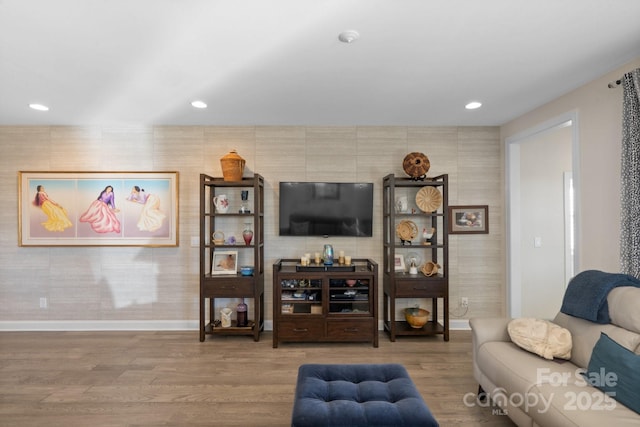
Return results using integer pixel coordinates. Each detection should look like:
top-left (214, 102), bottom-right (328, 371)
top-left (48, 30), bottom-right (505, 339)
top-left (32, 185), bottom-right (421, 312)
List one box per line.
top-left (0, 330), bottom-right (515, 427)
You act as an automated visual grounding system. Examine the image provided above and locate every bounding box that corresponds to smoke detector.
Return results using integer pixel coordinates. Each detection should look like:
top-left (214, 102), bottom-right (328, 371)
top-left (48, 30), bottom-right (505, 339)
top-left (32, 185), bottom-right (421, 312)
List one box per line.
top-left (338, 30), bottom-right (360, 43)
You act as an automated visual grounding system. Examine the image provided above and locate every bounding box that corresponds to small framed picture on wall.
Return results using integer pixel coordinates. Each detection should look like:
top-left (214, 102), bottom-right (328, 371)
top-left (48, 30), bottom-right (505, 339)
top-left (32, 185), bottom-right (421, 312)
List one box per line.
top-left (448, 205), bottom-right (489, 234)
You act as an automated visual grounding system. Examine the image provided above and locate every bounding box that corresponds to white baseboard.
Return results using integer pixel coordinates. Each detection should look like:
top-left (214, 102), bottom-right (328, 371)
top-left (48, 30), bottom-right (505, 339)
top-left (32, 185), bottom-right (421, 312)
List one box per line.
top-left (449, 319), bottom-right (471, 330)
top-left (0, 320), bottom-right (199, 331)
top-left (1, 319), bottom-right (470, 332)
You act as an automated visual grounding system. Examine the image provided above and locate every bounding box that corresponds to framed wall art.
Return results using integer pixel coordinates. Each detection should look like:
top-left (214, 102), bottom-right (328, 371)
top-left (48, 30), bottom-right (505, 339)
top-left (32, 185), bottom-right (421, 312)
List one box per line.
top-left (211, 250), bottom-right (238, 275)
top-left (19, 171), bottom-right (179, 247)
top-left (448, 205), bottom-right (489, 234)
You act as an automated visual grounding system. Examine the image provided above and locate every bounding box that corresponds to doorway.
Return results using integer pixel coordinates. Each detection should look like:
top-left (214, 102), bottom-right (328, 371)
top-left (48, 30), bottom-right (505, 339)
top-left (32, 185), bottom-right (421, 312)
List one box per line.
top-left (506, 112), bottom-right (580, 318)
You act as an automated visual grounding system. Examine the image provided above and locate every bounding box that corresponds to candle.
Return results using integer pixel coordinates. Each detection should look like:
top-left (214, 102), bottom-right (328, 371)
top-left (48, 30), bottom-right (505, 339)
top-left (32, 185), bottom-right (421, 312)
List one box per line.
top-left (344, 255), bottom-right (351, 265)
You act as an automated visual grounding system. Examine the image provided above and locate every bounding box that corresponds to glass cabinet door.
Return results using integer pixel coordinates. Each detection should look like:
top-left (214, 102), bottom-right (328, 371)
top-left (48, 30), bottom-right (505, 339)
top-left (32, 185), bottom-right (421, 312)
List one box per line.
top-left (279, 277), bottom-right (322, 315)
top-left (328, 278), bottom-right (371, 315)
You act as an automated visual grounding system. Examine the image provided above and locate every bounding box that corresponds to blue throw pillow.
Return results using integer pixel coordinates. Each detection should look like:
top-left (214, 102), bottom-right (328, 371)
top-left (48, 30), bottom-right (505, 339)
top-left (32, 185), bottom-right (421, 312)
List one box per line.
top-left (584, 333), bottom-right (640, 414)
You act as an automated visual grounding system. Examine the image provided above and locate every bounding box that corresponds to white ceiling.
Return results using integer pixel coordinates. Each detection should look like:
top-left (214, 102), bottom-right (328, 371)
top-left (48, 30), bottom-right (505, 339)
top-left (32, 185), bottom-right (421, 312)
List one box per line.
top-left (1, 0), bottom-right (640, 127)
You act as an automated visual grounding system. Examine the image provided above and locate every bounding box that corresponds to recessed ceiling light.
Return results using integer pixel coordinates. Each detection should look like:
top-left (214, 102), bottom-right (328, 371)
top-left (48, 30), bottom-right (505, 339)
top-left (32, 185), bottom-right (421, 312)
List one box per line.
top-left (29, 103), bottom-right (49, 111)
top-left (338, 30), bottom-right (360, 43)
top-left (465, 101), bottom-right (482, 110)
top-left (191, 100), bottom-right (207, 109)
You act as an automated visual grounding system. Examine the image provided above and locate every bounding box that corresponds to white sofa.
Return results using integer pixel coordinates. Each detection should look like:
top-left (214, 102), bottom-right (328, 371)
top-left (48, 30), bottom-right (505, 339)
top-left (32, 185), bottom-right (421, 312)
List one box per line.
top-left (470, 284), bottom-right (640, 427)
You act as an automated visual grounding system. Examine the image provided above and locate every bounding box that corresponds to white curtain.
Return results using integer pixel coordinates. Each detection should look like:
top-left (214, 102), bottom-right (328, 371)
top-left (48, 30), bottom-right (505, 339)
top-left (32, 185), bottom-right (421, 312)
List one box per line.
top-left (620, 68), bottom-right (640, 277)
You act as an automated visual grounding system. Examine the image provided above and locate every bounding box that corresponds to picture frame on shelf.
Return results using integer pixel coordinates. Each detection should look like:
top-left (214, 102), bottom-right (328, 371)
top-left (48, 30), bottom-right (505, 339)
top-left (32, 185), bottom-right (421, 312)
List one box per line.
top-left (211, 250), bottom-right (238, 275)
top-left (448, 205), bottom-right (489, 234)
top-left (394, 254), bottom-right (406, 272)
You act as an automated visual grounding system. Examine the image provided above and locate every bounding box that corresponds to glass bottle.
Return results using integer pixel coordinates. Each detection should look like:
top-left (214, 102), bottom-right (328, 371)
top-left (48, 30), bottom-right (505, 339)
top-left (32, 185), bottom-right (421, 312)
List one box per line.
top-left (236, 299), bottom-right (248, 327)
top-left (242, 222), bottom-right (253, 245)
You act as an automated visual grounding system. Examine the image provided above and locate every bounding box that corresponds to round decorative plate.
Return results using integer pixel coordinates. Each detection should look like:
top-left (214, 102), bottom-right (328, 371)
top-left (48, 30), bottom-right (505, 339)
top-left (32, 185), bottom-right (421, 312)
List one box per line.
top-left (396, 220), bottom-right (418, 241)
top-left (402, 152), bottom-right (430, 179)
top-left (416, 186), bottom-right (442, 213)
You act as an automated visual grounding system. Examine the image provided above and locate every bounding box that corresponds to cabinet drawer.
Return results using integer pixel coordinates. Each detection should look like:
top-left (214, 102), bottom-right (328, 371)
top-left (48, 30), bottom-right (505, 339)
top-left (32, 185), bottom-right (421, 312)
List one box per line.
top-left (277, 319), bottom-right (324, 340)
top-left (327, 319), bottom-right (374, 340)
top-left (395, 279), bottom-right (446, 297)
top-left (202, 279), bottom-right (254, 297)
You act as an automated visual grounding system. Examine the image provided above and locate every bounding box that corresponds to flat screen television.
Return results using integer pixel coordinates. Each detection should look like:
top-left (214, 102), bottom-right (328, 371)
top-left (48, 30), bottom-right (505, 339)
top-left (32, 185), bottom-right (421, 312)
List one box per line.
top-left (279, 182), bottom-right (374, 237)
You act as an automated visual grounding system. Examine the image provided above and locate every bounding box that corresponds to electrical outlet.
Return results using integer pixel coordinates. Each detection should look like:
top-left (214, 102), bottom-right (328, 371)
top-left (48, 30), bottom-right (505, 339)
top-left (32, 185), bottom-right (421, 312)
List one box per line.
top-left (39, 297), bottom-right (47, 309)
top-left (461, 297), bottom-right (469, 308)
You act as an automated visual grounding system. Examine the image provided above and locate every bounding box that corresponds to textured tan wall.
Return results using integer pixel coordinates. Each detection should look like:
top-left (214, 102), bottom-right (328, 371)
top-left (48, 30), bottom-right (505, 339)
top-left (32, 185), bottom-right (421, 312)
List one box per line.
top-left (0, 125), bottom-right (504, 327)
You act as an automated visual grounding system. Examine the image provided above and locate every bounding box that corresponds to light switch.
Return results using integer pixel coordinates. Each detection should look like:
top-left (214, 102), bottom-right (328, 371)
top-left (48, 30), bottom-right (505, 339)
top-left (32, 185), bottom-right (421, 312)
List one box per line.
top-left (191, 236), bottom-right (199, 247)
top-left (534, 237), bottom-right (542, 248)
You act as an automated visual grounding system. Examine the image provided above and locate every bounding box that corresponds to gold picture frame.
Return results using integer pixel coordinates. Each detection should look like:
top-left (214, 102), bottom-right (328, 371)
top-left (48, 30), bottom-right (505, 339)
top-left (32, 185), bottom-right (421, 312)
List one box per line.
top-left (19, 171), bottom-right (179, 246)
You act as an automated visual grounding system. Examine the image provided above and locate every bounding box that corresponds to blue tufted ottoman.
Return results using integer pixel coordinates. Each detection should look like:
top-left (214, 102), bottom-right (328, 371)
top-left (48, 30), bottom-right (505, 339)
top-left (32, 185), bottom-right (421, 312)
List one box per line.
top-left (291, 363), bottom-right (438, 427)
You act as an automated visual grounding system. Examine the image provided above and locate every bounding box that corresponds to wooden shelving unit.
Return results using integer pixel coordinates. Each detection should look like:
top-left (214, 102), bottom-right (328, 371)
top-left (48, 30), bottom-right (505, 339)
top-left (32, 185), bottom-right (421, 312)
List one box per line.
top-left (199, 173), bottom-right (264, 342)
top-left (382, 173), bottom-right (449, 341)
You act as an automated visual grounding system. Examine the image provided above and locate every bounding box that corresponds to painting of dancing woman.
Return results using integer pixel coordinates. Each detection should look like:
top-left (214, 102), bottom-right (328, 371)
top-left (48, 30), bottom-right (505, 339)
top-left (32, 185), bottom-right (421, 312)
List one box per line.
top-left (33, 185), bottom-right (73, 232)
top-left (20, 172), bottom-right (177, 246)
top-left (79, 185), bottom-right (121, 233)
top-left (126, 185), bottom-right (166, 232)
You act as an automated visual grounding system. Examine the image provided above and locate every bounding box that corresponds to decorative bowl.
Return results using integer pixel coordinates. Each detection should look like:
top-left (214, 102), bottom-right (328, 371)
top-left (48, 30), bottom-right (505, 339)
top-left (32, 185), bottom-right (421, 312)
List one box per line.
top-left (404, 307), bottom-right (430, 328)
top-left (345, 279), bottom-right (357, 287)
top-left (415, 186), bottom-right (442, 213)
top-left (240, 266), bottom-right (254, 276)
top-left (421, 261), bottom-right (440, 277)
top-left (212, 230), bottom-right (225, 245)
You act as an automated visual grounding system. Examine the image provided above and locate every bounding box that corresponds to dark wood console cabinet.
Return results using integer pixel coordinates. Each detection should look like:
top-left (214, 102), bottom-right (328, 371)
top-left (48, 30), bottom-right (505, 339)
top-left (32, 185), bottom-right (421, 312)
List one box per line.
top-left (272, 259), bottom-right (378, 348)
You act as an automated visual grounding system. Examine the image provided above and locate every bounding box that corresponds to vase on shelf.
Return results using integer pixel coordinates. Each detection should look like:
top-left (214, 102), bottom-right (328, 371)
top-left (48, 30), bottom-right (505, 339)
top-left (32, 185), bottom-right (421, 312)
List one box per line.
top-left (242, 223), bottom-right (253, 245)
top-left (220, 307), bottom-right (232, 328)
top-left (236, 299), bottom-right (248, 327)
top-left (323, 244), bottom-right (334, 265)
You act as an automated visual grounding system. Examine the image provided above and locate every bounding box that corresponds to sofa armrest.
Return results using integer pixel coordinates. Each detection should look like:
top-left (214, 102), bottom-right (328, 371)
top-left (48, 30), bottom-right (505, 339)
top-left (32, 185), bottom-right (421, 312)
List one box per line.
top-left (469, 317), bottom-right (512, 347)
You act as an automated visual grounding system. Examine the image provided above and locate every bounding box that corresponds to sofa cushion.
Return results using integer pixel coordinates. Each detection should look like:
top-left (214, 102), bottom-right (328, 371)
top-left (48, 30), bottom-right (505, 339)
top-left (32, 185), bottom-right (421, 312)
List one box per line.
top-left (553, 312), bottom-right (640, 368)
top-left (584, 333), bottom-right (640, 415)
top-left (508, 318), bottom-right (572, 360)
top-left (608, 287), bottom-right (640, 334)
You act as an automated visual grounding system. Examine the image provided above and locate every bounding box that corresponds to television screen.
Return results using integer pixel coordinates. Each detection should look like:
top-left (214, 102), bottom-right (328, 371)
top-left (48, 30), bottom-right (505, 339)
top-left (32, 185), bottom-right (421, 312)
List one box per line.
top-left (279, 182), bottom-right (374, 237)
